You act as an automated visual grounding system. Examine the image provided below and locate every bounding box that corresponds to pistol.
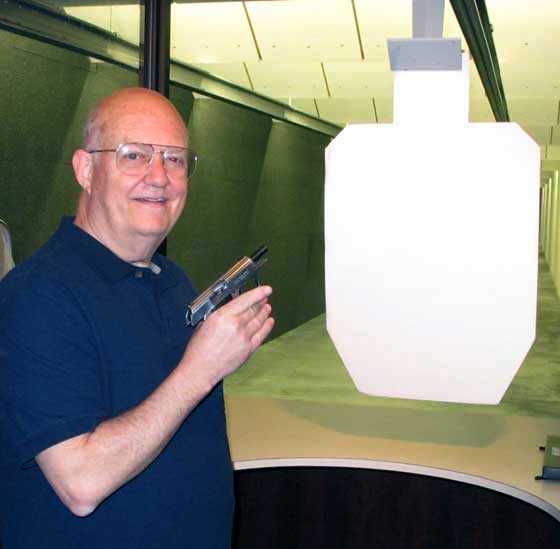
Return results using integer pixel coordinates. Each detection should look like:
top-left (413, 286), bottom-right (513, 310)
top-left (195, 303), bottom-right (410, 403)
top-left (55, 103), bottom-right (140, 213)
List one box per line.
top-left (186, 245), bottom-right (268, 327)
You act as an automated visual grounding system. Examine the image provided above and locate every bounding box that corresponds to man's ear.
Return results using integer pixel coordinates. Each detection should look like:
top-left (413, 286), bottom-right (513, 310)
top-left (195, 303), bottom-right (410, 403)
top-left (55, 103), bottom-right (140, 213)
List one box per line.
top-left (72, 149), bottom-right (93, 194)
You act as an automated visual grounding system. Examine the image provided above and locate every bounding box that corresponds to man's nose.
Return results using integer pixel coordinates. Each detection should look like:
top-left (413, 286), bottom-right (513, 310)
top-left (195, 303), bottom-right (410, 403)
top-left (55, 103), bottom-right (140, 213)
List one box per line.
top-left (145, 151), bottom-right (169, 186)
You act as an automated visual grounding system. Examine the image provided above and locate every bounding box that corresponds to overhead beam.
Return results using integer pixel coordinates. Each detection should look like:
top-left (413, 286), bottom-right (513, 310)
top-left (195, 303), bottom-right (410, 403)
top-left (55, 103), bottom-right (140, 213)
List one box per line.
top-left (449, 0), bottom-right (509, 122)
top-left (0, 0), bottom-right (340, 137)
top-left (170, 62), bottom-right (340, 136)
top-left (0, 0), bottom-right (139, 69)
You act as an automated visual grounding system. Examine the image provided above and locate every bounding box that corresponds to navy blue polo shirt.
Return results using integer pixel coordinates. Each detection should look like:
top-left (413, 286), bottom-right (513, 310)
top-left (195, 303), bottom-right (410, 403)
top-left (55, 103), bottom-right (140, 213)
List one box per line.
top-left (0, 218), bottom-right (234, 548)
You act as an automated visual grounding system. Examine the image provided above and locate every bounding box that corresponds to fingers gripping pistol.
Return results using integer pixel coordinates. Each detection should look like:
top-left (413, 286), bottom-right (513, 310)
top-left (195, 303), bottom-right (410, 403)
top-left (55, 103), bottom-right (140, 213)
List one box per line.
top-left (185, 246), bottom-right (268, 327)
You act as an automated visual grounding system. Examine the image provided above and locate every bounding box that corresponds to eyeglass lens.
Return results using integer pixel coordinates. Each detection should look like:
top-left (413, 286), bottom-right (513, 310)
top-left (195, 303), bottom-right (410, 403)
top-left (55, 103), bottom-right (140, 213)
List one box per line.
top-left (116, 143), bottom-right (197, 178)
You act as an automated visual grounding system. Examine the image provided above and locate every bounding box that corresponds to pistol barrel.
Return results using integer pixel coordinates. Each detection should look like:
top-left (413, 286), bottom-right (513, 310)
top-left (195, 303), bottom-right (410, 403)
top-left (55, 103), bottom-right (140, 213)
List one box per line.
top-left (185, 245), bottom-right (269, 327)
top-left (250, 245), bottom-right (268, 264)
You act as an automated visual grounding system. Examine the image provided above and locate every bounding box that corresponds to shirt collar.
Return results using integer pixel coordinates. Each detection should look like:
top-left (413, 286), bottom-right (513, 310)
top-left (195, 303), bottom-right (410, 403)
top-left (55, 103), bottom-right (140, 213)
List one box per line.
top-left (56, 217), bottom-right (161, 284)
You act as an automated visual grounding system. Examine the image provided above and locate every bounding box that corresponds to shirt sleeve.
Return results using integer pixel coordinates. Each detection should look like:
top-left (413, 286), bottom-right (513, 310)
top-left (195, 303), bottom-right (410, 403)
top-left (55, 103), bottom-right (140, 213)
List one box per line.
top-left (0, 272), bottom-right (106, 467)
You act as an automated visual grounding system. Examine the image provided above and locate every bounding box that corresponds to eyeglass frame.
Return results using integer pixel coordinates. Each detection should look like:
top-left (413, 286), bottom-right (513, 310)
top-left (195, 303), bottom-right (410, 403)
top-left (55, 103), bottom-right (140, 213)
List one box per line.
top-left (86, 142), bottom-right (199, 179)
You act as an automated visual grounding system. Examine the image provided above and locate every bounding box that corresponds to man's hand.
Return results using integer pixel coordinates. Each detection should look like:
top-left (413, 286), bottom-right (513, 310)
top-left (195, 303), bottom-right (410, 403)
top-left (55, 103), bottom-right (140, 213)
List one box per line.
top-left (180, 285), bottom-right (274, 388)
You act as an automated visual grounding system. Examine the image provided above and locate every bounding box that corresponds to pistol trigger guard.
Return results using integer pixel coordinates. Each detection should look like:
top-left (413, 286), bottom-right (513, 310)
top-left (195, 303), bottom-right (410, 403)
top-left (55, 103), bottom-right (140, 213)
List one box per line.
top-left (232, 289), bottom-right (240, 298)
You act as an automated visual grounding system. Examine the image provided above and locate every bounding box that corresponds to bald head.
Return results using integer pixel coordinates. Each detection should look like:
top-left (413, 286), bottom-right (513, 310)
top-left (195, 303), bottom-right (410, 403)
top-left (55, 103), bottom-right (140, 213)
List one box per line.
top-left (73, 87), bottom-right (190, 263)
top-left (83, 87), bottom-right (187, 151)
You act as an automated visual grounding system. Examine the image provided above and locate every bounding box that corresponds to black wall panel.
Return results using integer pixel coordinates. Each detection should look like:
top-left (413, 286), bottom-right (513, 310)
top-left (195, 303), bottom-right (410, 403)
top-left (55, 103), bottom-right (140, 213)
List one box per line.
top-left (233, 467), bottom-right (560, 549)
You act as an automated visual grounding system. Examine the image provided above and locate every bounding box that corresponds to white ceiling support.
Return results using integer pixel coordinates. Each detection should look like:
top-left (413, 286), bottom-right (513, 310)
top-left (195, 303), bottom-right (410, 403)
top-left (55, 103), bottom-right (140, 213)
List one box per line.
top-left (391, 1), bottom-right (467, 127)
top-left (412, 0), bottom-right (444, 38)
top-left (388, 0), bottom-right (461, 71)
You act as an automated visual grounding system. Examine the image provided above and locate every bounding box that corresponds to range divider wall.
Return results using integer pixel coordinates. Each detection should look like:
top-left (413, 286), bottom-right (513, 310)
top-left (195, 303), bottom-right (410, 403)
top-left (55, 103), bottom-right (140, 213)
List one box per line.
top-left (540, 170), bottom-right (560, 300)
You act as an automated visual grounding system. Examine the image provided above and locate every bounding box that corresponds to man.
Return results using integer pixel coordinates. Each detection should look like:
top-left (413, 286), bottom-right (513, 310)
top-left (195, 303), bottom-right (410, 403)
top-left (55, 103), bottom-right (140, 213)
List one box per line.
top-left (0, 87), bottom-right (274, 548)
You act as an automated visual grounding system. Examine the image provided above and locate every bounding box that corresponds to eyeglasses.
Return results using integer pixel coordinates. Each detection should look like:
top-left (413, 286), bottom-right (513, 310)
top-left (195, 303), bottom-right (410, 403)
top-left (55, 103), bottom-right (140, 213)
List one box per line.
top-left (87, 142), bottom-right (198, 179)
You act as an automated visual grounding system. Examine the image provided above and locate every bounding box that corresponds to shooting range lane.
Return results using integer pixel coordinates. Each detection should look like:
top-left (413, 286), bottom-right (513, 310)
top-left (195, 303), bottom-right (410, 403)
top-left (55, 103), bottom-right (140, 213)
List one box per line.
top-left (224, 252), bottom-right (560, 520)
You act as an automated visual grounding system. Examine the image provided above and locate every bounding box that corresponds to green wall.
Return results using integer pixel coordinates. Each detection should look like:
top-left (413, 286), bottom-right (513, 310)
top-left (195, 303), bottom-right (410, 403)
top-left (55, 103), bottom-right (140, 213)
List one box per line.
top-left (0, 30), bottom-right (137, 261)
top-left (0, 29), bottom-right (329, 339)
top-left (248, 120), bottom-right (329, 334)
